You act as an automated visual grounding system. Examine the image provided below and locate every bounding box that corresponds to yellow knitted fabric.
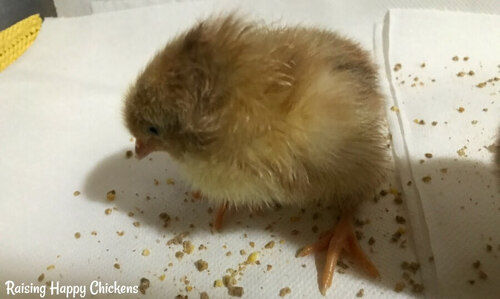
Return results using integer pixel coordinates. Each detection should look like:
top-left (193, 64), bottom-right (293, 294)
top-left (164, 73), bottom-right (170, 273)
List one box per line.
top-left (0, 14), bottom-right (42, 72)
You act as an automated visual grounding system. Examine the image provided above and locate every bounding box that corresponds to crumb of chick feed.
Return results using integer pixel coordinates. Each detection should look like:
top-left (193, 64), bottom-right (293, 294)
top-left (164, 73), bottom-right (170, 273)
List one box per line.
top-left (133, 221), bottom-right (140, 227)
top-left (279, 287), bottom-right (291, 297)
top-left (463, 56), bottom-right (469, 61)
top-left (228, 286), bottom-right (244, 297)
top-left (452, 56), bottom-right (459, 61)
top-left (195, 259), bottom-right (208, 272)
top-left (166, 178), bottom-right (175, 185)
top-left (425, 153), bottom-right (433, 158)
top-left (106, 190), bottom-right (116, 201)
top-left (200, 292), bottom-right (209, 299)
top-left (113, 263), bottom-right (120, 269)
top-left (476, 82), bottom-right (487, 88)
top-left (116, 231), bottom-right (124, 236)
top-left (393, 63), bottom-right (402, 71)
top-left (37, 273), bottom-right (45, 282)
top-left (471, 120), bottom-right (478, 125)
top-left (46, 265), bottom-right (55, 270)
top-left (431, 121), bottom-right (437, 126)
top-left (368, 237), bottom-right (375, 245)
top-left (175, 251), bottom-right (184, 259)
top-left (468, 70), bottom-right (475, 76)
top-left (126, 150), bottom-right (133, 159)
top-left (214, 280), bottom-right (223, 287)
top-left (139, 278), bottom-right (150, 295)
top-left (472, 260), bottom-right (481, 268)
top-left (420, 63), bottom-right (426, 68)
top-left (183, 241), bottom-right (194, 254)
top-left (105, 208), bottom-right (112, 215)
top-left (457, 72), bottom-right (465, 77)
top-left (246, 252), bottom-right (260, 264)
top-left (390, 106), bottom-right (399, 112)
top-left (267, 264), bottom-right (272, 271)
top-left (158, 274), bottom-right (166, 281)
top-left (457, 107), bottom-right (465, 113)
top-left (73, 191), bottom-right (80, 196)
top-left (356, 288), bottom-right (364, 297)
top-left (142, 249), bottom-right (150, 256)
top-left (422, 176), bottom-right (432, 183)
top-left (395, 216), bottom-right (406, 224)
top-left (457, 146), bottom-right (467, 157)
top-left (264, 241), bottom-right (275, 249)
top-left (74, 232), bottom-right (81, 239)
top-left (249, 242), bottom-right (255, 248)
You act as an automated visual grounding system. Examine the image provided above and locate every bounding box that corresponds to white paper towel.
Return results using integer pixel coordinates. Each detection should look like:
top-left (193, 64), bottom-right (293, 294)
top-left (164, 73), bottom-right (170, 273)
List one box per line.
top-left (0, 1), bottom-right (422, 299)
top-left (383, 9), bottom-right (500, 299)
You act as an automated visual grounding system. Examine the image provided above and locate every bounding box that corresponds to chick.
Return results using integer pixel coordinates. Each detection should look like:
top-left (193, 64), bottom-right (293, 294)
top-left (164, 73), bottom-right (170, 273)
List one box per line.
top-left (124, 15), bottom-right (388, 295)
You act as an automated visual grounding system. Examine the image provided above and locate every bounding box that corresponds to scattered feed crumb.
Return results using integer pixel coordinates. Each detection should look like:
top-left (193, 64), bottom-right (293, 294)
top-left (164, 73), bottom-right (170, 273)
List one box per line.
top-left (279, 287), bottom-right (291, 297)
top-left (38, 273), bottom-right (45, 282)
top-left (425, 153), bottom-right (433, 158)
top-left (267, 264), bottom-right (272, 271)
top-left (396, 216), bottom-right (406, 224)
top-left (463, 56), bottom-right (469, 61)
top-left (476, 82), bottom-right (486, 88)
top-left (422, 176), bottom-right (432, 183)
top-left (126, 150), bottom-right (133, 159)
top-left (452, 56), bottom-right (459, 61)
top-left (139, 278), bottom-right (150, 295)
top-left (249, 242), bottom-right (255, 248)
top-left (458, 107), bottom-right (465, 113)
top-left (264, 241), bottom-right (275, 249)
top-left (246, 252), bottom-right (260, 264)
top-left (390, 106), bottom-right (399, 112)
top-left (457, 146), bottom-right (467, 157)
top-left (114, 263), bottom-right (120, 269)
top-left (393, 63), bottom-right (402, 71)
top-left (227, 286), bottom-right (244, 297)
top-left (133, 221), bottom-right (140, 227)
top-left (471, 120), bottom-right (478, 125)
top-left (183, 241), bottom-right (194, 254)
top-left (457, 72), bottom-right (465, 77)
top-left (105, 208), bottom-right (112, 215)
top-left (73, 191), bottom-right (80, 196)
top-left (431, 121), bottom-right (437, 126)
top-left (468, 70), bottom-right (474, 76)
top-left (142, 249), bottom-right (150, 256)
top-left (166, 178), bottom-right (175, 185)
top-left (214, 280), bottom-right (223, 287)
top-left (200, 292), bottom-right (209, 299)
top-left (420, 63), bottom-right (426, 68)
top-left (175, 251), bottom-right (184, 259)
top-left (356, 288), bottom-right (364, 297)
top-left (106, 190), bottom-right (116, 201)
top-left (46, 265), bottom-right (55, 270)
top-left (368, 237), bottom-right (375, 245)
top-left (116, 231), bottom-right (124, 236)
top-left (74, 232), bottom-right (81, 239)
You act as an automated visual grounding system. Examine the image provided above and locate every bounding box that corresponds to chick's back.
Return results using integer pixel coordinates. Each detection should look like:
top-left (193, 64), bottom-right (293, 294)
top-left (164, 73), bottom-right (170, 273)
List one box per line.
top-left (138, 16), bottom-right (388, 210)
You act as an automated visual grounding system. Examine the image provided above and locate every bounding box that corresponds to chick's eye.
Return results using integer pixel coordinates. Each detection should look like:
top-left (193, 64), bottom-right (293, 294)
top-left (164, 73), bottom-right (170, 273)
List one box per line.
top-left (148, 126), bottom-right (159, 135)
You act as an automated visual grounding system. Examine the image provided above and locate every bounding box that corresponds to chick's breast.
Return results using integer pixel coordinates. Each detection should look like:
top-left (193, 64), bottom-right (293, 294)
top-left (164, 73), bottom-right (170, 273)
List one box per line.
top-left (177, 19), bottom-right (388, 211)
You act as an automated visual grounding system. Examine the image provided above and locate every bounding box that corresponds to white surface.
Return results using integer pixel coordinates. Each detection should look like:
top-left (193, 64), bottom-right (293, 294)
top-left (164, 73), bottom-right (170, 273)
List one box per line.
top-left (384, 9), bottom-right (499, 299)
top-left (0, 1), bottom-right (423, 299)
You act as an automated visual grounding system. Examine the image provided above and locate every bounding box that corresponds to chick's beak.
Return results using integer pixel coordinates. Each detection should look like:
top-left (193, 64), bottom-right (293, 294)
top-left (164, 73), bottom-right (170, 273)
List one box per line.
top-left (135, 138), bottom-right (156, 160)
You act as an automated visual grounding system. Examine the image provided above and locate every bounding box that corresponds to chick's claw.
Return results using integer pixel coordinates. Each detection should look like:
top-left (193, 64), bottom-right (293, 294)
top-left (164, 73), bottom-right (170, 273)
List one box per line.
top-left (297, 213), bottom-right (379, 295)
top-left (213, 202), bottom-right (228, 231)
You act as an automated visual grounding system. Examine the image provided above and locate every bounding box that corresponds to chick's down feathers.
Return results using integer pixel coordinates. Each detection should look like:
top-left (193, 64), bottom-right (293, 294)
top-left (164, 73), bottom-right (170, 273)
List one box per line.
top-left (124, 15), bottom-right (389, 211)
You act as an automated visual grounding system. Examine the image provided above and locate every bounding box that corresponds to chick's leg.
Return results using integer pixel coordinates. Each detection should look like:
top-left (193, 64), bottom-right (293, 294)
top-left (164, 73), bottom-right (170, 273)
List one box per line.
top-left (297, 213), bottom-right (379, 295)
top-left (213, 202), bottom-right (228, 231)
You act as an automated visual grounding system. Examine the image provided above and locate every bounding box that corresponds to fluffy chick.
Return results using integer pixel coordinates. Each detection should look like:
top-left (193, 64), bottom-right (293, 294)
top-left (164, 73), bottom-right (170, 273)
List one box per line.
top-left (124, 15), bottom-right (388, 294)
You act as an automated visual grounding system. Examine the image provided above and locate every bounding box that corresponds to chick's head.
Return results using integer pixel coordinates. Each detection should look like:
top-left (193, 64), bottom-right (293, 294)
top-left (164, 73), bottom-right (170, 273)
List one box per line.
top-left (124, 23), bottom-right (232, 161)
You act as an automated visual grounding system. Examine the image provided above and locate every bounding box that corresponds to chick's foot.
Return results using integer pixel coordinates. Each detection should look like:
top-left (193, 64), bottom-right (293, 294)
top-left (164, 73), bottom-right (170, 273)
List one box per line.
top-left (297, 213), bottom-right (379, 295)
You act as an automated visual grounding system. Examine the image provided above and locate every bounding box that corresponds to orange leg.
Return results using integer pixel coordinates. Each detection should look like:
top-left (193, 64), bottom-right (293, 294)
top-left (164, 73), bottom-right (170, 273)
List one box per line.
top-left (213, 202), bottom-right (228, 231)
top-left (297, 213), bottom-right (379, 295)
